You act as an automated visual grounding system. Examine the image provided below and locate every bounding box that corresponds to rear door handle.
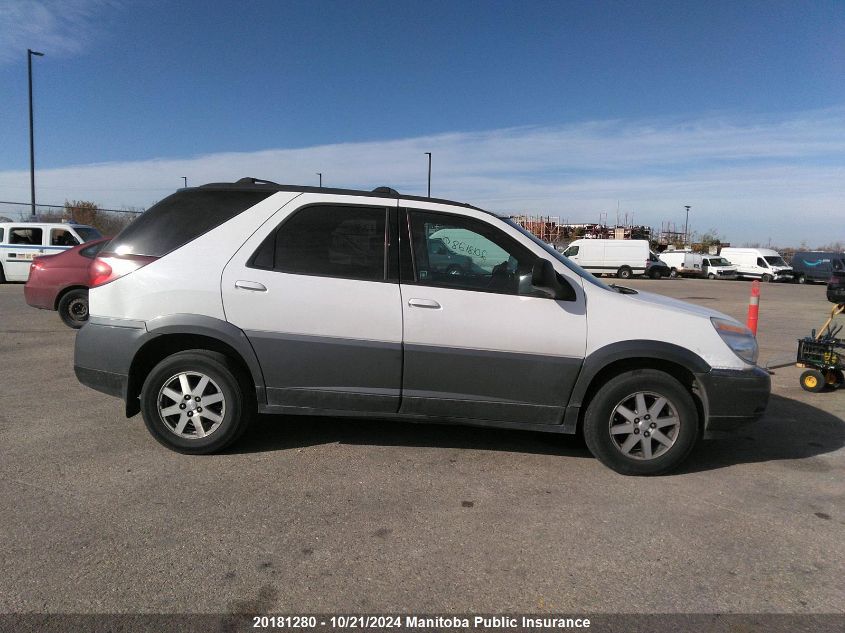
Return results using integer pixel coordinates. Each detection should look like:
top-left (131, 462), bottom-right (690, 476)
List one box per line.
top-left (408, 298), bottom-right (441, 309)
top-left (235, 280), bottom-right (267, 292)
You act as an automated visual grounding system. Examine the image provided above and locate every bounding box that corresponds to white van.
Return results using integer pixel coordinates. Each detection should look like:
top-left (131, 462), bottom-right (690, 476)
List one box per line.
top-left (719, 247), bottom-right (792, 282)
top-left (701, 256), bottom-right (738, 280)
top-left (563, 239), bottom-right (648, 279)
top-left (659, 251), bottom-right (705, 278)
top-left (74, 179), bottom-right (770, 475)
top-left (0, 222), bottom-right (101, 282)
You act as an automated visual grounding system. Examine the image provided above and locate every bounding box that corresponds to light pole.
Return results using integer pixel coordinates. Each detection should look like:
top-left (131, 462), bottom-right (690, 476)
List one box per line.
top-left (28, 49), bottom-right (45, 217)
top-left (316, 172), bottom-right (322, 187)
top-left (424, 152), bottom-right (431, 197)
top-left (182, 176), bottom-right (187, 188)
top-left (684, 205), bottom-right (691, 247)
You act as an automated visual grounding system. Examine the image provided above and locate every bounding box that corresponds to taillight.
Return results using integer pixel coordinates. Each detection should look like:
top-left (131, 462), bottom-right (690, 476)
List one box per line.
top-left (90, 255), bottom-right (157, 287)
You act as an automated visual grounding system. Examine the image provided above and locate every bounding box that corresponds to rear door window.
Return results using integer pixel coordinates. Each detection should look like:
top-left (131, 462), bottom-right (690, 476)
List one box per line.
top-left (250, 205), bottom-right (388, 282)
top-left (10, 227), bottom-right (42, 245)
top-left (105, 189), bottom-right (274, 257)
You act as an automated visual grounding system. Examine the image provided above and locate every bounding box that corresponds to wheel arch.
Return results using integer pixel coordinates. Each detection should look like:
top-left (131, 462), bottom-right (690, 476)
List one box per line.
top-left (562, 341), bottom-right (710, 434)
top-left (126, 316), bottom-right (266, 417)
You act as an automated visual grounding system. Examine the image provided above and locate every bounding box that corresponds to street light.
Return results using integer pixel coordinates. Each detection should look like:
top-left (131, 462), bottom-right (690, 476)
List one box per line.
top-left (181, 176), bottom-right (187, 188)
top-left (316, 172), bottom-right (322, 187)
top-left (424, 152), bottom-right (431, 197)
top-left (28, 49), bottom-right (45, 217)
top-left (684, 205), bottom-right (691, 247)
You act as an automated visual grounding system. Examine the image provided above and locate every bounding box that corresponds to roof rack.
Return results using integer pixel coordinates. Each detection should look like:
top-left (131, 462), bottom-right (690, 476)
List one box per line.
top-left (371, 186), bottom-right (400, 196)
top-left (235, 177), bottom-right (282, 186)
top-left (195, 179), bottom-right (489, 215)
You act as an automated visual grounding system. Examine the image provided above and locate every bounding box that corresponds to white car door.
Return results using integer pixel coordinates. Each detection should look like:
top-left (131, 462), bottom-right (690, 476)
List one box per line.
top-left (2, 226), bottom-right (46, 281)
top-left (222, 194), bottom-right (403, 413)
top-left (399, 207), bottom-right (587, 425)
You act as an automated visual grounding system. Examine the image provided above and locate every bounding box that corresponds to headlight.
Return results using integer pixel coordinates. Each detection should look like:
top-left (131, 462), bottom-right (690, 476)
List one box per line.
top-left (711, 317), bottom-right (758, 364)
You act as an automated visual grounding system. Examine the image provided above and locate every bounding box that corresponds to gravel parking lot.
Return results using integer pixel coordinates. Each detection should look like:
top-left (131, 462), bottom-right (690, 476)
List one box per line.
top-left (0, 278), bottom-right (843, 615)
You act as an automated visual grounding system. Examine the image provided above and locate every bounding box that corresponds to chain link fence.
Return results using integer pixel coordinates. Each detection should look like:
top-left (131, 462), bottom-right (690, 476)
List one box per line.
top-left (0, 200), bottom-right (143, 236)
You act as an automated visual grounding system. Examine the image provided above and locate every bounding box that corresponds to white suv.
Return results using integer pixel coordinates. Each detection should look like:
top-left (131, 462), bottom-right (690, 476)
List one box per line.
top-left (74, 178), bottom-right (770, 475)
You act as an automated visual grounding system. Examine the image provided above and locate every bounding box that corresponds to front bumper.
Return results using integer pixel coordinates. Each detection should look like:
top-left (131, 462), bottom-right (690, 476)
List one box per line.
top-left (695, 366), bottom-right (771, 432)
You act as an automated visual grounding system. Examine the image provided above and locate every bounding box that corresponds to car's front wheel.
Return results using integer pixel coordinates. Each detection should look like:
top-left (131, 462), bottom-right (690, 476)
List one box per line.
top-left (583, 369), bottom-right (699, 475)
top-left (140, 350), bottom-right (254, 454)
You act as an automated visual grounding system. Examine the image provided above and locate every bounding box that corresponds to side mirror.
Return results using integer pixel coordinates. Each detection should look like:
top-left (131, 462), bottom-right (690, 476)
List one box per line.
top-left (531, 258), bottom-right (576, 301)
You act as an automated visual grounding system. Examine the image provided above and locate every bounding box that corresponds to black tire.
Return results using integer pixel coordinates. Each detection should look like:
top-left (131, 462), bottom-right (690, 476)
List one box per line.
top-left (57, 288), bottom-right (89, 329)
top-left (583, 369), bottom-right (700, 475)
top-left (799, 369), bottom-right (825, 393)
top-left (669, 268), bottom-right (678, 278)
top-left (617, 266), bottom-right (633, 279)
top-left (796, 275), bottom-right (806, 284)
top-left (0, 263), bottom-right (5, 283)
top-left (707, 273), bottom-right (716, 280)
top-left (761, 274), bottom-right (773, 283)
top-left (649, 268), bottom-right (662, 279)
top-left (140, 350), bottom-right (255, 454)
top-left (830, 369), bottom-right (845, 388)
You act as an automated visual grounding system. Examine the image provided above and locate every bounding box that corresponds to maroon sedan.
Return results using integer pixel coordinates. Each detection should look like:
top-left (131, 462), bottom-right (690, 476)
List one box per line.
top-left (24, 237), bottom-right (110, 328)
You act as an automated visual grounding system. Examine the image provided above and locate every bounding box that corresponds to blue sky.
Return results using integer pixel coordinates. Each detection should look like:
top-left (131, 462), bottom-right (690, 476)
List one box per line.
top-left (0, 0), bottom-right (843, 245)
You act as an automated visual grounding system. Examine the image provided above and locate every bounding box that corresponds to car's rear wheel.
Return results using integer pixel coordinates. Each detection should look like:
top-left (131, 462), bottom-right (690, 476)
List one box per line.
top-left (0, 263), bottom-right (6, 283)
top-left (761, 274), bottom-right (773, 282)
top-left (669, 268), bottom-right (678, 278)
top-left (649, 268), bottom-right (662, 279)
top-left (617, 266), bottom-right (633, 279)
top-left (583, 369), bottom-right (699, 475)
top-left (58, 288), bottom-right (89, 329)
top-left (140, 350), bottom-right (254, 454)
top-left (796, 274), bottom-right (806, 284)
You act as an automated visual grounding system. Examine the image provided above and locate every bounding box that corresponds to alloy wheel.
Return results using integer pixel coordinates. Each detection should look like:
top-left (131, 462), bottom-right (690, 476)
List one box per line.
top-left (157, 371), bottom-right (226, 439)
top-left (608, 391), bottom-right (680, 460)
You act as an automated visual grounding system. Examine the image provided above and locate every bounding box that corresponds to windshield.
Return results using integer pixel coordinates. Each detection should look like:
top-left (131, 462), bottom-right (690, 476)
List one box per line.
top-left (74, 226), bottom-right (102, 242)
top-left (764, 256), bottom-right (787, 267)
top-left (503, 218), bottom-right (614, 291)
top-left (709, 257), bottom-right (731, 266)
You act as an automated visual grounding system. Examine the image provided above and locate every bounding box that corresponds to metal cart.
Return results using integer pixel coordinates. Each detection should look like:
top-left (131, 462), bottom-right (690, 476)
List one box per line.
top-left (797, 304), bottom-right (845, 392)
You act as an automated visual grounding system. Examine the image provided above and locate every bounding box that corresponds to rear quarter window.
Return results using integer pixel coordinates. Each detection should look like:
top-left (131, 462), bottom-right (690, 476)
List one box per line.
top-left (105, 190), bottom-right (274, 257)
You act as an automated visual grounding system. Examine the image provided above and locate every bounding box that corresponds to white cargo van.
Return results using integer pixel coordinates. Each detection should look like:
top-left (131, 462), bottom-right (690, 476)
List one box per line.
top-left (563, 239), bottom-right (648, 279)
top-left (0, 222), bottom-right (101, 282)
top-left (701, 256), bottom-right (738, 280)
top-left (720, 247), bottom-right (792, 282)
top-left (659, 251), bottom-right (704, 278)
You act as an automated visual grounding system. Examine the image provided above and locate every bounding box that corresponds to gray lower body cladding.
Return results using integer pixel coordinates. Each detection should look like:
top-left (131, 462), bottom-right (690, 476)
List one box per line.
top-left (74, 322), bottom-right (770, 435)
top-left (74, 318), bottom-right (146, 400)
top-left (695, 366), bottom-right (771, 430)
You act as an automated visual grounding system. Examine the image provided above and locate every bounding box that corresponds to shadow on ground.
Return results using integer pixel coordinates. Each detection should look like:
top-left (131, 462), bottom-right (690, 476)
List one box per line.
top-left (231, 394), bottom-right (844, 474)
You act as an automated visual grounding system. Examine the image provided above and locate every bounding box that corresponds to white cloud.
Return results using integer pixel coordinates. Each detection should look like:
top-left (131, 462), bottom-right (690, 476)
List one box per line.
top-left (0, 107), bottom-right (843, 246)
top-left (0, 0), bottom-right (112, 65)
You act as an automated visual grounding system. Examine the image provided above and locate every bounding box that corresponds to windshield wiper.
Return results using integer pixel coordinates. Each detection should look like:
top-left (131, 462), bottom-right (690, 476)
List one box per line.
top-left (610, 284), bottom-right (638, 295)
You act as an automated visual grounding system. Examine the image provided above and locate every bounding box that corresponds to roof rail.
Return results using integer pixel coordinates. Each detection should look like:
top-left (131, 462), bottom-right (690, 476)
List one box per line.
top-left (235, 177), bottom-right (281, 186)
top-left (371, 186), bottom-right (400, 196)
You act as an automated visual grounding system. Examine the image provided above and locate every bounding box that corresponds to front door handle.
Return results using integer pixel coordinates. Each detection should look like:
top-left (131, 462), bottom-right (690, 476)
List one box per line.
top-left (408, 298), bottom-right (441, 309)
top-left (235, 280), bottom-right (267, 292)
